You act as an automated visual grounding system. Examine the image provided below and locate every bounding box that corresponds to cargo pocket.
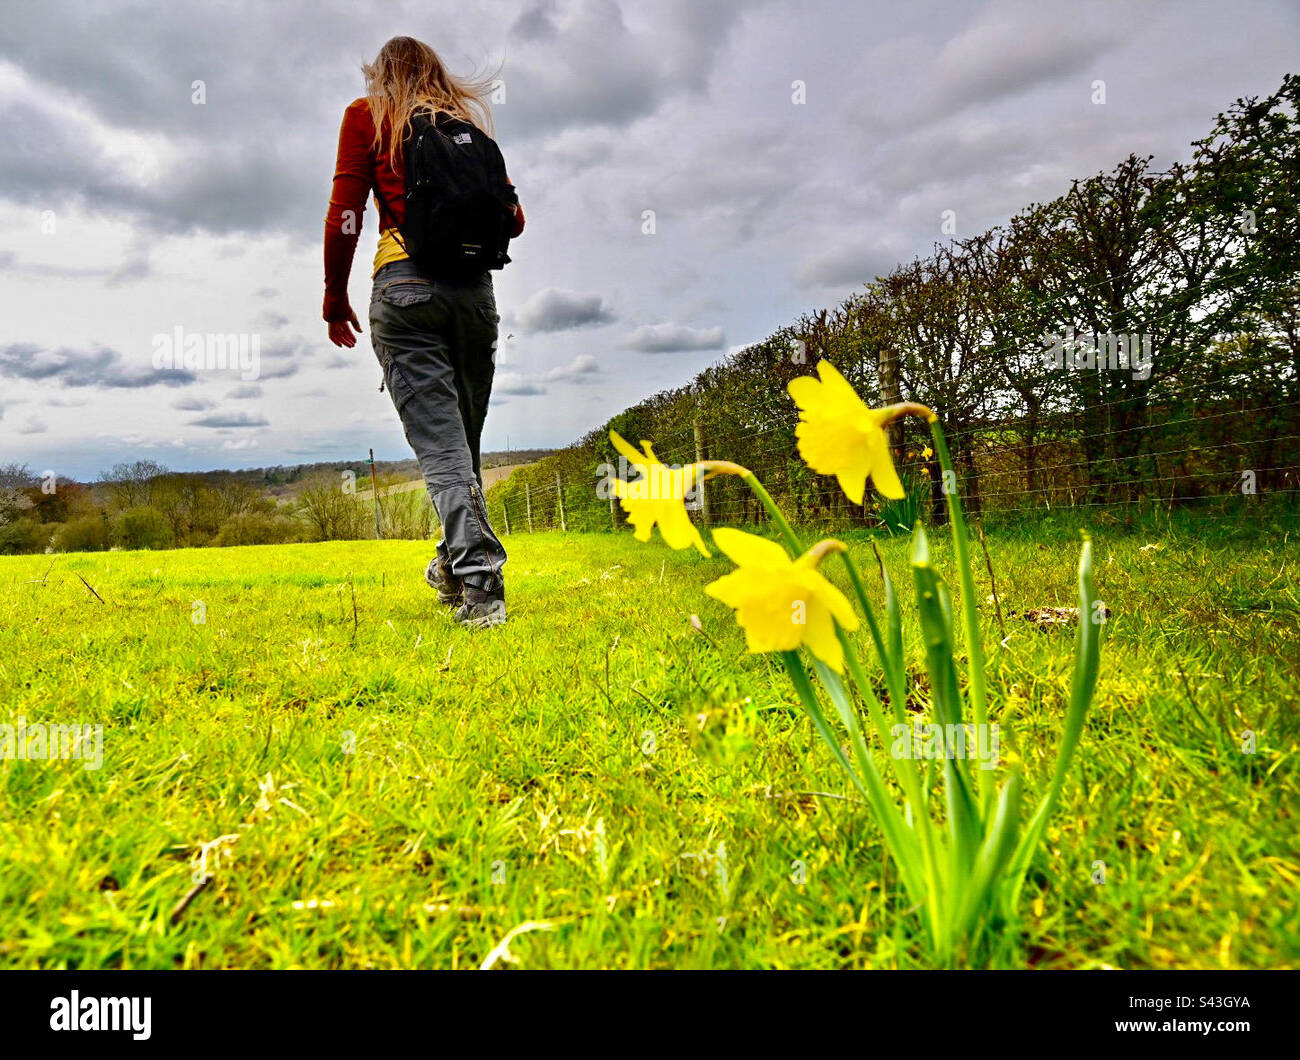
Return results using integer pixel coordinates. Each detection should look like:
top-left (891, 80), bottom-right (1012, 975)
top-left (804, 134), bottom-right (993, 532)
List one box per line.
top-left (378, 280), bottom-right (435, 307)
top-left (474, 301), bottom-right (501, 364)
top-left (374, 344), bottom-right (417, 413)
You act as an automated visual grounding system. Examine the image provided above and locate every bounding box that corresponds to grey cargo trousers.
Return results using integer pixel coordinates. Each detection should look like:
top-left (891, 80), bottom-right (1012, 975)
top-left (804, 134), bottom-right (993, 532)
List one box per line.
top-left (369, 259), bottom-right (507, 592)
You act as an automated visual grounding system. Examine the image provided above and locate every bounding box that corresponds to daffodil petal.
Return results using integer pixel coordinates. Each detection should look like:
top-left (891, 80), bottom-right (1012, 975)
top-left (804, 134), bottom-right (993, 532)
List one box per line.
top-left (609, 429), bottom-right (645, 466)
top-left (787, 374), bottom-right (823, 409)
top-left (807, 570), bottom-right (859, 632)
top-left (803, 605), bottom-right (845, 672)
top-left (815, 359), bottom-right (861, 404)
top-left (871, 454), bottom-right (905, 500)
top-left (864, 430), bottom-right (905, 499)
top-left (834, 466), bottom-right (867, 506)
top-left (736, 592), bottom-right (806, 653)
top-left (704, 569), bottom-right (761, 609)
top-left (658, 504), bottom-right (709, 556)
top-left (710, 527), bottom-right (792, 569)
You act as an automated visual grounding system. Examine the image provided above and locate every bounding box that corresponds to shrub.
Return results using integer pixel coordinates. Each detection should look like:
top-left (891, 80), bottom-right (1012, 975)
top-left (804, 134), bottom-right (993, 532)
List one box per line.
top-left (53, 515), bottom-right (110, 553)
top-left (296, 473), bottom-right (370, 541)
top-left (112, 506), bottom-right (174, 550)
top-left (215, 511), bottom-right (303, 547)
top-left (375, 482), bottom-right (435, 540)
top-left (0, 518), bottom-right (51, 554)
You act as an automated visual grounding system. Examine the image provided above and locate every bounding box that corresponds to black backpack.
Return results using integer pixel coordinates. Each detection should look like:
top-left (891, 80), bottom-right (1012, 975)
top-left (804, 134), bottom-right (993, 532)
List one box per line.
top-left (376, 110), bottom-right (518, 282)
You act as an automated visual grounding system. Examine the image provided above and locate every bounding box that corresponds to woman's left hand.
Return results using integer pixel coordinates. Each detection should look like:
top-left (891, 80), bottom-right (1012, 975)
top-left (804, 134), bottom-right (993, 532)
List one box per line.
top-left (328, 307), bottom-right (363, 348)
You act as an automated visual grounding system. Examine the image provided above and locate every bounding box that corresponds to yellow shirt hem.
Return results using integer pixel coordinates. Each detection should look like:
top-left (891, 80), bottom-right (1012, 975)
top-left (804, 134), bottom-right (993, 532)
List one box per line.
top-left (373, 228), bottom-right (409, 275)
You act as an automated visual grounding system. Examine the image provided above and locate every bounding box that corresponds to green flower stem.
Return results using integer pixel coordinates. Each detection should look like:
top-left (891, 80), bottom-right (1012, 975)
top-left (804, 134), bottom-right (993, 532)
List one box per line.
top-left (743, 464), bottom-right (911, 731)
top-left (833, 627), bottom-right (943, 937)
top-left (838, 551), bottom-right (909, 729)
top-left (781, 652), bottom-right (927, 907)
top-left (739, 466), bottom-right (945, 942)
top-left (1002, 535), bottom-right (1100, 918)
top-left (739, 463), bottom-right (931, 833)
top-left (739, 470), bottom-right (803, 555)
top-left (736, 466), bottom-right (911, 778)
top-left (927, 419), bottom-right (991, 811)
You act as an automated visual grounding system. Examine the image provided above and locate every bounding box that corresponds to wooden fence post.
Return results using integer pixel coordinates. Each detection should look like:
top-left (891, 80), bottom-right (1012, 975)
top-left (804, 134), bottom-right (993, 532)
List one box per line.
top-left (556, 472), bottom-right (567, 531)
top-left (368, 448), bottom-right (382, 539)
top-left (693, 418), bottom-right (710, 525)
top-left (525, 483), bottom-right (533, 533)
top-left (502, 498), bottom-right (510, 535)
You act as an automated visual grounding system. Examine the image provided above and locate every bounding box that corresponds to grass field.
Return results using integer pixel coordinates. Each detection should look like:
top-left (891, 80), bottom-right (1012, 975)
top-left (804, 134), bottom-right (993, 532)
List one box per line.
top-left (1, 519), bottom-right (1297, 969)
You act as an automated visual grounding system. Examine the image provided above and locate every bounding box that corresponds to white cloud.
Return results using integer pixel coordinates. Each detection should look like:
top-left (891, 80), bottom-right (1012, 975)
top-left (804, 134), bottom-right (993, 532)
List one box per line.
top-left (623, 323), bottom-right (725, 353)
top-left (514, 287), bottom-right (616, 332)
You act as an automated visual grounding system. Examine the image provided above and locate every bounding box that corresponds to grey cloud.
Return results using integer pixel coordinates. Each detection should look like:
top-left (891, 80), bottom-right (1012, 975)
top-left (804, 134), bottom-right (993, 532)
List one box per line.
top-left (0, 342), bottom-right (198, 388)
top-left (623, 323), bottom-right (725, 352)
top-left (493, 374), bottom-right (546, 396)
top-left (2, 250), bottom-right (138, 282)
top-left (188, 410), bottom-right (268, 428)
top-left (549, 354), bottom-right (599, 379)
top-left (228, 384), bottom-right (264, 399)
top-left (495, 0), bottom-right (749, 141)
top-left (796, 240), bottom-right (908, 290)
top-left (106, 254), bottom-right (152, 286)
top-left (0, 2), bottom-right (366, 240)
top-left (254, 338), bottom-right (316, 380)
top-left (490, 354), bottom-right (601, 398)
top-left (846, 1), bottom-right (1130, 137)
top-left (514, 288), bottom-right (616, 332)
top-left (0, 0), bottom-right (750, 243)
top-left (255, 311), bottom-right (291, 329)
top-left (510, 0), bottom-right (559, 41)
top-left (172, 394), bottom-right (214, 411)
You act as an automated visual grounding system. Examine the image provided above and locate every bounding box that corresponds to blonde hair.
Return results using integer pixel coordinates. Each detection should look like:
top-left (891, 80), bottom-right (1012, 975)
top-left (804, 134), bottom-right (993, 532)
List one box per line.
top-left (362, 36), bottom-right (497, 173)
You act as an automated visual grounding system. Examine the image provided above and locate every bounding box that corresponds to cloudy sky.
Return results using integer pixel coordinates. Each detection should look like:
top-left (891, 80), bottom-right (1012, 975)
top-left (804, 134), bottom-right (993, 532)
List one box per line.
top-left (1, 0), bottom-right (1295, 479)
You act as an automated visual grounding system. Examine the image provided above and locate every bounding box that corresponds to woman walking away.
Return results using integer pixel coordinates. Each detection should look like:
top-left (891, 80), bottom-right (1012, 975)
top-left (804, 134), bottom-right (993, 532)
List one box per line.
top-left (324, 36), bottom-right (524, 628)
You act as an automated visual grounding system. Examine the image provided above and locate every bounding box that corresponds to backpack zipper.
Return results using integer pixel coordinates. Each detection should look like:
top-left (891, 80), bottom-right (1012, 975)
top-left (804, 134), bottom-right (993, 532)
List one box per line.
top-left (409, 127), bottom-right (428, 191)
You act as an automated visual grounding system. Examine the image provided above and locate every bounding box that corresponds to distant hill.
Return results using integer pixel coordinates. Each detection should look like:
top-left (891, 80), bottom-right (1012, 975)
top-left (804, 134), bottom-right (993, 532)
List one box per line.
top-left (164, 450), bottom-right (555, 499)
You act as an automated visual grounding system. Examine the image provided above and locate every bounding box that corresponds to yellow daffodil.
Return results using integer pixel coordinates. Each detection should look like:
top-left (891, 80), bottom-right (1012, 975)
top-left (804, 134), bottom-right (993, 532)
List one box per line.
top-left (609, 430), bottom-right (709, 556)
top-left (922, 445), bottom-right (934, 460)
top-left (704, 528), bottom-right (859, 672)
top-left (787, 360), bottom-right (905, 503)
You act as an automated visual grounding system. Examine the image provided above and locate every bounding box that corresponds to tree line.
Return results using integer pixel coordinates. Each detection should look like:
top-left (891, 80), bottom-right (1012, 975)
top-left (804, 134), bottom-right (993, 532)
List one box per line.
top-left (486, 74), bottom-right (1299, 534)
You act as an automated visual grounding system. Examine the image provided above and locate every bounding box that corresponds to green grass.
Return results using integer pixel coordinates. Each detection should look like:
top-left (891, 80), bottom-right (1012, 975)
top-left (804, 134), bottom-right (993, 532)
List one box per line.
top-left (0, 522), bottom-right (1297, 969)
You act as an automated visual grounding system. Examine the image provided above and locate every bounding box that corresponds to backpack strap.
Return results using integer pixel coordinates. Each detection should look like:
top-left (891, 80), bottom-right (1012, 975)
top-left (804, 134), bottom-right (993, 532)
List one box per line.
top-left (370, 109), bottom-right (428, 255)
top-left (370, 177), bottom-right (409, 255)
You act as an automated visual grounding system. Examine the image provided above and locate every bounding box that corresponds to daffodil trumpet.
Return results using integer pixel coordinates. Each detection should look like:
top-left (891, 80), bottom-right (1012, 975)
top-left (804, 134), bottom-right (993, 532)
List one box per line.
top-left (696, 459), bottom-right (750, 481)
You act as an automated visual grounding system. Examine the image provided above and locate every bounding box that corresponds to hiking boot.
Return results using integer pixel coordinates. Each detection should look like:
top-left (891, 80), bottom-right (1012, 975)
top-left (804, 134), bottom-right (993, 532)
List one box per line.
top-left (424, 555), bottom-right (462, 606)
top-left (454, 584), bottom-right (507, 628)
